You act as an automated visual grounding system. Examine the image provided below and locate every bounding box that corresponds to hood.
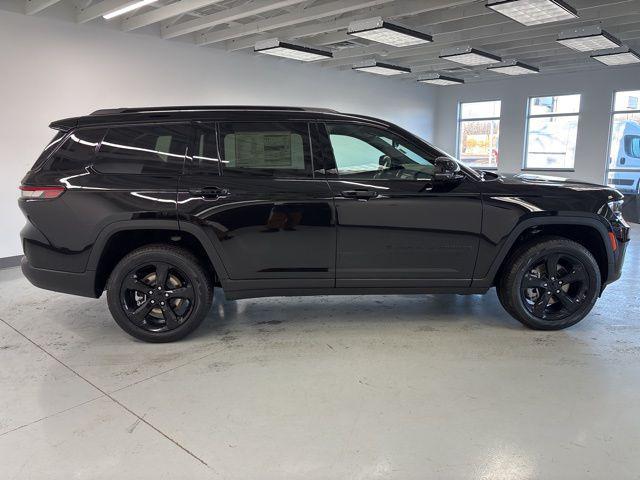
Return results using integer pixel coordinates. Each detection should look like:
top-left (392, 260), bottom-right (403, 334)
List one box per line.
top-left (493, 172), bottom-right (623, 199)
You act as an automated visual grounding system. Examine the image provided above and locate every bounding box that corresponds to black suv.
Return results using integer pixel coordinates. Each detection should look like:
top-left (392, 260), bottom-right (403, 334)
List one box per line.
top-left (19, 106), bottom-right (629, 342)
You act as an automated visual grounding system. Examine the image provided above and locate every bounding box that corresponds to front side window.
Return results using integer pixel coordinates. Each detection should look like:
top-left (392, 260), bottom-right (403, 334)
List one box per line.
top-left (325, 123), bottom-right (437, 180)
top-left (94, 124), bottom-right (191, 174)
top-left (457, 100), bottom-right (501, 169)
top-left (525, 94), bottom-right (581, 170)
top-left (607, 90), bottom-right (640, 192)
top-left (218, 122), bottom-right (312, 177)
top-left (47, 129), bottom-right (107, 171)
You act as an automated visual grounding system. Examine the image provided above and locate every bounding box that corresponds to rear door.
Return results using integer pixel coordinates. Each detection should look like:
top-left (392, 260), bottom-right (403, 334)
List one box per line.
top-left (177, 119), bottom-right (336, 292)
top-left (319, 122), bottom-right (482, 288)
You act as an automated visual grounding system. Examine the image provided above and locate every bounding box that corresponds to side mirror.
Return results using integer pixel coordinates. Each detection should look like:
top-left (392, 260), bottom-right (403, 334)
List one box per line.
top-left (433, 156), bottom-right (461, 182)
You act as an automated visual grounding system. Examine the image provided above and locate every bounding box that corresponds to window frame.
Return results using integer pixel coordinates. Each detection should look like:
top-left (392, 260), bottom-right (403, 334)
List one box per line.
top-left (456, 99), bottom-right (501, 170)
top-left (320, 120), bottom-right (441, 181)
top-left (215, 120), bottom-right (316, 178)
top-left (605, 89), bottom-right (640, 186)
top-left (523, 93), bottom-right (581, 172)
top-left (92, 121), bottom-right (193, 176)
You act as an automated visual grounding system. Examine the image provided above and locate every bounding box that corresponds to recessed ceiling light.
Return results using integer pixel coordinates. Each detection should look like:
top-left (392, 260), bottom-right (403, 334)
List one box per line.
top-left (417, 74), bottom-right (464, 86)
top-left (352, 59), bottom-right (411, 76)
top-left (488, 60), bottom-right (540, 75)
top-left (348, 17), bottom-right (433, 47)
top-left (557, 26), bottom-right (621, 52)
top-left (440, 46), bottom-right (502, 66)
top-left (254, 38), bottom-right (332, 62)
top-left (103, 0), bottom-right (158, 19)
top-left (486, 0), bottom-right (577, 26)
top-left (591, 47), bottom-right (640, 66)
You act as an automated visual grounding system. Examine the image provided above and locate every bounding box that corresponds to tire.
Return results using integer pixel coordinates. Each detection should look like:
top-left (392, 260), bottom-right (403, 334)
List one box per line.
top-left (497, 236), bottom-right (601, 330)
top-left (106, 244), bottom-right (213, 342)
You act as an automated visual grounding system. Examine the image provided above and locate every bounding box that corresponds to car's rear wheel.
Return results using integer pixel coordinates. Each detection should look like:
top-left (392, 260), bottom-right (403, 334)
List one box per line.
top-left (107, 245), bottom-right (213, 342)
top-left (498, 237), bottom-right (601, 330)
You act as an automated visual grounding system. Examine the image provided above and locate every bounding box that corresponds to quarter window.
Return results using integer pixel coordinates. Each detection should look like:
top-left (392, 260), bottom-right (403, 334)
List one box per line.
top-left (457, 100), bottom-right (501, 169)
top-left (325, 123), bottom-right (437, 180)
top-left (47, 129), bottom-right (106, 171)
top-left (525, 94), bottom-right (581, 170)
top-left (218, 122), bottom-right (312, 177)
top-left (607, 90), bottom-right (640, 192)
top-left (94, 124), bottom-right (191, 174)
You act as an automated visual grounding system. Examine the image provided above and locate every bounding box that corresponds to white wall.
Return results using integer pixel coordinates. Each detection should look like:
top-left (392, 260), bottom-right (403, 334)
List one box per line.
top-left (433, 65), bottom-right (640, 184)
top-left (0, 7), bottom-right (437, 258)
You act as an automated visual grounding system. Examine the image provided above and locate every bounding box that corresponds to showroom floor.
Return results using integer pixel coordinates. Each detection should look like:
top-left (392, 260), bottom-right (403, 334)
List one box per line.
top-left (1, 233), bottom-right (639, 480)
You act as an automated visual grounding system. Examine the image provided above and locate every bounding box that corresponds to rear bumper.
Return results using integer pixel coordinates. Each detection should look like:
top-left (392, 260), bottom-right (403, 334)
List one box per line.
top-left (21, 257), bottom-right (100, 298)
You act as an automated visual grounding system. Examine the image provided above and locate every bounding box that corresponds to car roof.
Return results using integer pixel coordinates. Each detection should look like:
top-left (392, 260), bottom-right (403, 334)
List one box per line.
top-left (49, 106), bottom-right (391, 131)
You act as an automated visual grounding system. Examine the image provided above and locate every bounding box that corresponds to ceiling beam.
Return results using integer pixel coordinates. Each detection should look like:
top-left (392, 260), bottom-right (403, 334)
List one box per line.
top-left (196, 0), bottom-right (396, 46)
top-left (24, 0), bottom-right (63, 15)
top-left (76, 0), bottom-right (137, 23)
top-left (161, 0), bottom-right (309, 39)
top-left (121, 0), bottom-right (227, 31)
top-left (223, 0), bottom-right (482, 52)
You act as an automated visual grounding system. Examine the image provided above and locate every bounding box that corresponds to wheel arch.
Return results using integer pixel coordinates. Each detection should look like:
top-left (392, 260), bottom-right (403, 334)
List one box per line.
top-left (474, 215), bottom-right (613, 289)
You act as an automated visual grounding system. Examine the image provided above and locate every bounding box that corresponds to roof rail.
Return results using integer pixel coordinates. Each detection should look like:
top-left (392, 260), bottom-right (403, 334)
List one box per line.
top-left (90, 106), bottom-right (339, 115)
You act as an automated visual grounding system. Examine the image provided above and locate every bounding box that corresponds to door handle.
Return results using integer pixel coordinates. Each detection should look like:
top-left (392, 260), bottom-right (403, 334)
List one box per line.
top-left (189, 186), bottom-right (229, 198)
top-left (341, 189), bottom-right (378, 199)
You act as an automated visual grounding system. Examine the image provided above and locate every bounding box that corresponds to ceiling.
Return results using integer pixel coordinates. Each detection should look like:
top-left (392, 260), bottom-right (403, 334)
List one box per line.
top-left (19, 0), bottom-right (640, 83)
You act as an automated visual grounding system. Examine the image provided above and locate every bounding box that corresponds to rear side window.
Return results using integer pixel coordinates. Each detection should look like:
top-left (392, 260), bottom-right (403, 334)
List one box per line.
top-left (47, 129), bottom-right (107, 172)
top-left (94, 124), bottom-right (191, 174)
top-left (218, 122), bottom-right (312, 177)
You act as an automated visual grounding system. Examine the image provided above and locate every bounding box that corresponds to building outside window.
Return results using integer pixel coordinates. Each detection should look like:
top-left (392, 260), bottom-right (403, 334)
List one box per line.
top-left (607, 90), bottom-right (640, 195)
top-left (524, 94), bottom-right (581, 170)
top-left (457, 100), bottom-right (501, 169)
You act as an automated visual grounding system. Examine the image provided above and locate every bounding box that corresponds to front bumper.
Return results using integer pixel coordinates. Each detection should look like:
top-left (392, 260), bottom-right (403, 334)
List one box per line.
top-left (21, 257), bottom-right (100, 298)
top-left (604, 219), bottom-right (630, 287)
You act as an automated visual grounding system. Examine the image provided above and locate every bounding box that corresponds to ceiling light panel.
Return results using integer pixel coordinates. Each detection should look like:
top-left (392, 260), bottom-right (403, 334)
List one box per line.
top-left (487, 0), bottom-right (577, 26)
top-left (488, 61), bottom-right (539, 75)
top-left (254, 39), bottom-right (332, 62)
top-left (591, 49), bottom-right (640, 66)
top-left (418, 74), bottom-right (464, 86)
top-left (557, 26), bottom-right (621, 52)
top-left (103, 0), bottom-right (158, 19)
top-left (348, 17), bottom-right (433, 47)
top-left (440, 46), bottom-right (502, 66)
top-left (352, 60), bottom-right (411, 76)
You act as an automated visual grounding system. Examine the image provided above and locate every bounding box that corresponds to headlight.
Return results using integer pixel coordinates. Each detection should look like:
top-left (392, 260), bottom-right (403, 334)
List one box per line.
top-left (599, 200), bottom-right (624, 220)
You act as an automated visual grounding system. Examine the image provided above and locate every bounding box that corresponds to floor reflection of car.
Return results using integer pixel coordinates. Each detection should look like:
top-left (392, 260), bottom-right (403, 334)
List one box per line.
top-left (609, 120), bottom-right (640, 194)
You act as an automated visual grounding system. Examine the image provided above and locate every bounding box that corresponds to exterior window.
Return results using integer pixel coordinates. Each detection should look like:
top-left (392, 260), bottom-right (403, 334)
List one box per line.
top-left (457, 100), bottom-right (501, 169)
top-left (325, 123), bottom-right (438, 180)
top-left (191, 124), bottom-right (220, 173)
top-left (94, 124), bottom-right (191, 174)
top-left (47, 129), bottom-right (106, 171)
top-left (218, 122), bottom-right (312, 177)
top-left (525, 94), bottom-right (581, 170)
top-left (607, 90), bottom-right (640, 194)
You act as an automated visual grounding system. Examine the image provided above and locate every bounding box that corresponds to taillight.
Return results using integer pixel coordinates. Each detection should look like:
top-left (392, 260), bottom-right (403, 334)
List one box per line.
top-left (19, 185), bottom-right (65, 199)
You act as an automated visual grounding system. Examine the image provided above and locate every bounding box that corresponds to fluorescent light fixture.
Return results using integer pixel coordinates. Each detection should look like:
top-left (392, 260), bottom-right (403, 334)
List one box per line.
top-left (487, 0), bottom-right (577, 26)
top-left (487, 60), bottom-right (539, 75)
top-left (557, 26), bottom-right (621, 52)
top-left (439, 46), bottom-right (502, 66)
top-left (347, 17), bottom-right (433, 47)
top-left (417, 73), bottom-right (464, 85)
top-left (352, 59), bottom-right (411, 76)
top-left (254, 38), bottom-right (332, 62)
top-left (103, 0), bottom-right (158, 19)
top-left (591, 47), bottom-right (640, 66)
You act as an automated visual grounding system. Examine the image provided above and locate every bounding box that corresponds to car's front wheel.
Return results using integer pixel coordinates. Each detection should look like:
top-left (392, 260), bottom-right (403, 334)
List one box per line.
top-left (498, 237), bottom-right (601, 330)
top-left (107, 245), bottom-right (213, 342)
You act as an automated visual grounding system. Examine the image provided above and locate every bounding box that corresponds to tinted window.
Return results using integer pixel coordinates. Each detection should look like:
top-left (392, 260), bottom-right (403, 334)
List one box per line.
top-left (325, 123), bottom-right (436, 180)
top-left (191, 124), bottom-right (220, 173)
top-left (625, 135), bottom-right (640, 158)
top-left (218, 122), bottom-right (312, 177)
top-left (47, 129), bottom-right (106, 172)
top-left (94, 124), bottom-right (191, 174)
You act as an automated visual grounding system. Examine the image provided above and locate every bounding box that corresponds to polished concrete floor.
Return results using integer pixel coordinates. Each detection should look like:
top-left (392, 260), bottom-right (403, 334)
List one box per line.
top-left (1, 233), bottom-right (639, 480)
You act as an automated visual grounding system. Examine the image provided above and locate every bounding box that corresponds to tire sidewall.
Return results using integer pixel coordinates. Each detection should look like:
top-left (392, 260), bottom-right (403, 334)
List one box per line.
top-left (107, 248), bottom-right (211, 342)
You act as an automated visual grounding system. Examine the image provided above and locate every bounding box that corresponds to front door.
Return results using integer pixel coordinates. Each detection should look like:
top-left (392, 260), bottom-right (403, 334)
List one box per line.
top-left (178, 120), bottom-right (335, 292)
top-left (319, 122), bottom-right (482, 288)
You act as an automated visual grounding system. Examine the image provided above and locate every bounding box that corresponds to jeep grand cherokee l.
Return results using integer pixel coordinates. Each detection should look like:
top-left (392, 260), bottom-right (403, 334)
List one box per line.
top-left (19, 106), bottom-right (630, 342)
